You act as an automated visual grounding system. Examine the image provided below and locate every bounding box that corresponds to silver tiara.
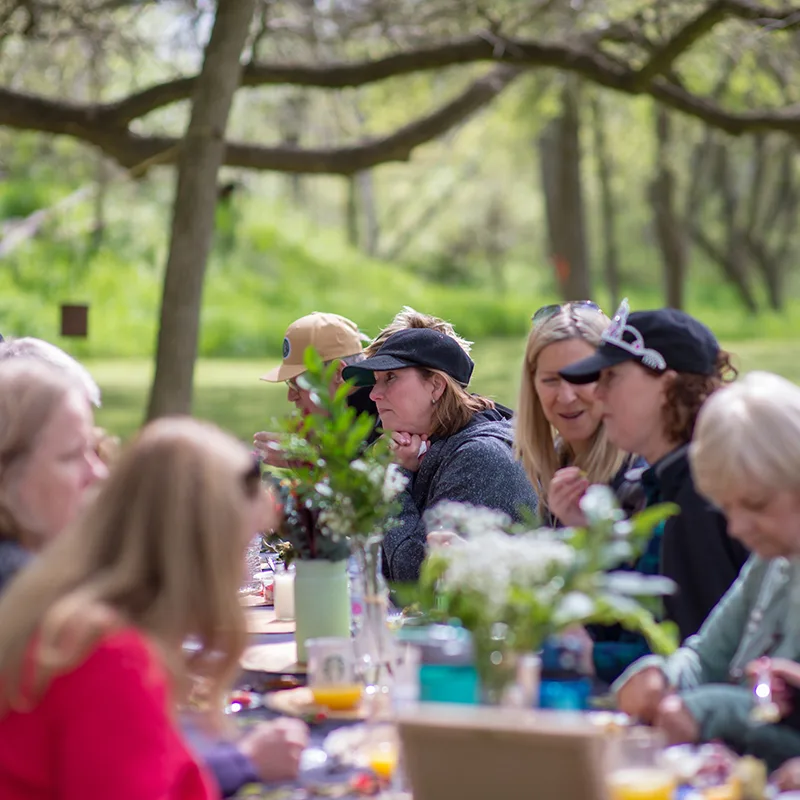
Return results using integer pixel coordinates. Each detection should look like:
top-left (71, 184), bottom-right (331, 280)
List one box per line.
top-left (601, 298), bottom-right (667, 371)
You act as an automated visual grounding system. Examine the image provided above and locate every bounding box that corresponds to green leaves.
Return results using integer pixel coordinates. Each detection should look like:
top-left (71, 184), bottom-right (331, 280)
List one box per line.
top-left (272, 347), bottom-right (404, 561)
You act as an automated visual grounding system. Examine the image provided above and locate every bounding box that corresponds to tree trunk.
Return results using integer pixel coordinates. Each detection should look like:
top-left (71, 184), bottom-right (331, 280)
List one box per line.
top-left (649, 108), bottom-right (687, 309)
top-left (539, 77), bottom-right (591, 300)
top-left (146, 0), bottom-right (256, 420)
top-left (345, 176), bottom-right (359, 248)
top-left (589, 92), bottom-right (620, 307)
top-left (356, 171), bottom-right (380, 256)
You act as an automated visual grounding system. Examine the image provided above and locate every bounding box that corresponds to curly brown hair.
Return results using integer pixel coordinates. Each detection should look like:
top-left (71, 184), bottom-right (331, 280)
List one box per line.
top-left (661, 351), bottom-right (738, 444)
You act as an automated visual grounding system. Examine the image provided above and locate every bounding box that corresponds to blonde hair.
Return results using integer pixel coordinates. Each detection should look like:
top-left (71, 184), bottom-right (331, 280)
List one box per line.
top-left (0, 338), bottom-right (101, 408)
top-left (365, 307), bottom-right (473, 358)
top-left (93, 427), bottom-right (121, 466)
top-left (0, 417), bottom-right (256, 730)
top-left (691, 371), bottom-right (800, 505)
top-left (515, 305), bottom-right (627, 501)
top-left (0, 360), bottom-right (82, 548)
top-left (421, 369), bottom-right (494, 438)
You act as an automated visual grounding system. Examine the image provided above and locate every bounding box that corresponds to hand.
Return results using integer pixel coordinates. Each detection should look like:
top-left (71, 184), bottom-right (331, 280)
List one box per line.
top-left (427, 531), bottom-right (465, 548)
top-left (238, 718), bottom-right (309, 783)
top-left (653, 694), bottom-right (700, 745)
top-left (389, 431), bottom-right (428, 473)
top-left (616, 667), bottom-right (669, 724)
top-left (772, 758), bottom-right (800, 792)
top-left (746, 657), bottom-right (794, 717)
top-left (547, 467), bottom-right (590, 527)
top-left (253, 432), bottom-right (292, 469)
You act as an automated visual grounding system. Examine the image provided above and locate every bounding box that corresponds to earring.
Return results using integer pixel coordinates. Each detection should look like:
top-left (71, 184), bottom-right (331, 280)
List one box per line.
top-left (431, 397), bottom-right (436, 405)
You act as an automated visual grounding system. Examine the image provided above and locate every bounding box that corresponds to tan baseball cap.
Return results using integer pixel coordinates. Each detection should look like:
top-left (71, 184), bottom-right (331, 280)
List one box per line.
top-left (260, 312), bottom-right (365, 382)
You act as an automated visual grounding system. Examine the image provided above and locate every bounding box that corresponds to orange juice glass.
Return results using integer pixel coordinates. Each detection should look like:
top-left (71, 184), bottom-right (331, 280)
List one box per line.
top-left (607, 728), bottom-right (672, 800)
top-left (607, 767), bottom-right (675, 800)
top-left (306, 637), bottom-right (362, 712)
top-left (310, 684), bottom-right (363, 711)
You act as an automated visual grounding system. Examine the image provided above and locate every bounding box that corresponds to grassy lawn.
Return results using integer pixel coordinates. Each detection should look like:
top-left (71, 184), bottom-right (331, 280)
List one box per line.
top-left (87, 337), bottom-right (800, 442)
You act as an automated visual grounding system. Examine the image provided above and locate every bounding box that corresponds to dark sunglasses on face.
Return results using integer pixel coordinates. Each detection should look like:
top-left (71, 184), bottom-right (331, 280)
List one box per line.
top-left (531, 300), bottom-right (602, 326)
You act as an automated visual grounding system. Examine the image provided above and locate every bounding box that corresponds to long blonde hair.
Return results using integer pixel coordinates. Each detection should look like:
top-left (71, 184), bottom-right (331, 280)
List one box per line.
top-left (515, 305), bottom-right (627, 501)
top-left (0, 359), bottom-right (81, 549)
top-left (0, 417), bottom-right (256, 729)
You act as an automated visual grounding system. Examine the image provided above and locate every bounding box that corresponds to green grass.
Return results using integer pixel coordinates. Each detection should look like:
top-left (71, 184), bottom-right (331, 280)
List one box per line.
top-left (88, 337), bottom-right (800, 442)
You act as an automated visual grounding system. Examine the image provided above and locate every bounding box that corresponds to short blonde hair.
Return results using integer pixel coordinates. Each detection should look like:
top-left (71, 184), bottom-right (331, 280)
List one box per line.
top-left (0, 360), bottom-right (81, 548)
top-left (515, 304), bottom-right (627, 500)
top-left (0, 338), bottom-right (101, 408)
top-left (691, 371), bottom-right (800, 504)
top-left (365, 307), bottom-right (473, 358)
top-left (0, 417), bottom-right (257, 730)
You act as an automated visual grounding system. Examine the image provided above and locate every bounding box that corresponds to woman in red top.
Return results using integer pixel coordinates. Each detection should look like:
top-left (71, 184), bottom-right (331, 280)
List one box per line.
top-left (0, 417), bottom-right (278, 800)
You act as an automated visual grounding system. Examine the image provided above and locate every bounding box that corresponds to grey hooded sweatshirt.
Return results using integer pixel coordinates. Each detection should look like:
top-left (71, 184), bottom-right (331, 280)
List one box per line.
top-left (382, 408), bottom-right (538, 583)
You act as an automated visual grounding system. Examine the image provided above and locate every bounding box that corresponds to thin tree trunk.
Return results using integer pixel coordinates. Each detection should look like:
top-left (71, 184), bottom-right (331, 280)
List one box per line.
top-left (345, 176), bottom-right (359, 248)
top-left (539, 77), bottom-right (591, 300)
top-left (146, 0), bottom-right (256, 420)
top-left (649, 108), bottom-right (687, 309)
top-left (357, 171), bottom-right (379, 256)
top-left (590, 92), bottom-right (620, 307)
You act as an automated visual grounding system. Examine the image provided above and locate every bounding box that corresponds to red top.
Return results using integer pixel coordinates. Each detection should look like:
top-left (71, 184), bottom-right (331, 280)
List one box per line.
top-left (0, 627), bottom-right (218, 800)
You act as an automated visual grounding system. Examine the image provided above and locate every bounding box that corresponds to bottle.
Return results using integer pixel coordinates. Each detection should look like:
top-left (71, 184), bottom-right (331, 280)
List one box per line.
top-left (538, 634), bottom-right (592, 710)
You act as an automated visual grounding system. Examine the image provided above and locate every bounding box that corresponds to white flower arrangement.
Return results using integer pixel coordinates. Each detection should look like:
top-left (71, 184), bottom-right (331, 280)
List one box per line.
top-left (417, 485), bottom-right (680, 657)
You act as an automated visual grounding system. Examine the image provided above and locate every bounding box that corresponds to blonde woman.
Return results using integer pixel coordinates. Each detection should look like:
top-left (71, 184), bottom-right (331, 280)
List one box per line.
top-left (615, 372), bottom-right (800, 771)
top-left (0, 360), bottom-right (107, 594)
top-left (0, 418), bottom-right (307, 800)
top-left (515, 301), bottom-right (641, 528)
top-left (515, 301), bottom-right (648, 684)
top-left (343, 328), bottom-right (538, 582)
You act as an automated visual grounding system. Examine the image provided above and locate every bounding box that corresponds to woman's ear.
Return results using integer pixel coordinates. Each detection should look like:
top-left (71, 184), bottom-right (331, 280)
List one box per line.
top-left (431, 373), bottom-right (447, 403)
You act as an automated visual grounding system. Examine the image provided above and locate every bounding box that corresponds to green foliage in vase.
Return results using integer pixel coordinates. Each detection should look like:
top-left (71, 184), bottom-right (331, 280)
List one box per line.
top-left (414, 486), bottom-right (680, 656)
top-left (269, 347), bottom-right (406, 562)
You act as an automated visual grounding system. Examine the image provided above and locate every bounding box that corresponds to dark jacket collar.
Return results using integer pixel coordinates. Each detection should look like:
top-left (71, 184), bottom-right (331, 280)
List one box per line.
top-left (346, 386), bottom-right (381, 447)
top-left (642, 443), bottom-right (690, 500)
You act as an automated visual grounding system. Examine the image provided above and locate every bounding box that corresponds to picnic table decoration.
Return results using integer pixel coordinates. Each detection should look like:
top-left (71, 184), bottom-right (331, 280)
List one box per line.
top-left (413, 486), bottom-right (681, 704)
top-left (268, 348), bottom-right (406, 666)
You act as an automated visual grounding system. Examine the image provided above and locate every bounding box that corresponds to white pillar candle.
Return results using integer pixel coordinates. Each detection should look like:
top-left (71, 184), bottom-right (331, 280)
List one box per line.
top-left (273, 568), bottom-right (296, 621)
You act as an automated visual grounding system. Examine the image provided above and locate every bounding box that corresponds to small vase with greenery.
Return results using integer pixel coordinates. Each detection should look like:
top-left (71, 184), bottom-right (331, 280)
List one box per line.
top-left (269, 348), bottom-right (406, 668)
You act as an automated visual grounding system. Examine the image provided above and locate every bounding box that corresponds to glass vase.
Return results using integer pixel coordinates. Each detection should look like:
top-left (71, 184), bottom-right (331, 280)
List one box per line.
top-left (351, 535), bottom-right (394, 714)
top-left (473, 623), bottom-right (518, 706)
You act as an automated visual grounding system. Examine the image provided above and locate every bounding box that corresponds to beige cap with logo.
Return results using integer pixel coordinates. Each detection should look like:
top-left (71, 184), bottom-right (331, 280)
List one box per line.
top-left (260, 312), bottom-right (365, 382)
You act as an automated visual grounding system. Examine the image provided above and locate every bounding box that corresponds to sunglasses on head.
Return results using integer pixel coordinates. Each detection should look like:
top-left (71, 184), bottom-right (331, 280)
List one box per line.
top-left (531, 300), bottom-right (602, 326)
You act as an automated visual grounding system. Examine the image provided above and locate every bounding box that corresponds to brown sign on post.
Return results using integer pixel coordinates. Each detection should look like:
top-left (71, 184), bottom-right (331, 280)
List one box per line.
top-left (60, 304), bottom-right (89, 338)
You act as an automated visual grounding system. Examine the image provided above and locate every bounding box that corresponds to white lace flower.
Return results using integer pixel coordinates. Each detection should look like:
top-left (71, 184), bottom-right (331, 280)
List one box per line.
top-left (382, 464), bottom-right (408, 501)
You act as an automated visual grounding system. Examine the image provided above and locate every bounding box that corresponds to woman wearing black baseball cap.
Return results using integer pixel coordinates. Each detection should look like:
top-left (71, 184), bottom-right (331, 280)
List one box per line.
top-left (560, 300), bottom-right (749, 642)
top-left (343, 327), bottom-right (539, 582)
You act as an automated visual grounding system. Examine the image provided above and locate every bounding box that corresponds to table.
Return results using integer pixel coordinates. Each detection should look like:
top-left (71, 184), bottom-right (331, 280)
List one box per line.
top-left (214, 606), bottom-right (369, 799)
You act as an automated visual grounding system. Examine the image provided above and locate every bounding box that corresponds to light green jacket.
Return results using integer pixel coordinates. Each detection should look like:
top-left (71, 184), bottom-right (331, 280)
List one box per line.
top-left (613, 555), bottom-right (800, 768)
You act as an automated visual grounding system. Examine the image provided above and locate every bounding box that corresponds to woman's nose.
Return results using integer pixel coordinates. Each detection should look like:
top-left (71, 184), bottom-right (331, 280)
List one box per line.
top-left (557, 380), bottom-right (578, 403)
top-left (87, 451), bottom-right (109, 484)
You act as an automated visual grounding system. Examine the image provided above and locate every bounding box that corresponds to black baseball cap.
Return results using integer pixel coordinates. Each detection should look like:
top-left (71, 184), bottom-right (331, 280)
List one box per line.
top-left (559, 302), bottom-right (720, 385)
top-left (343, 328), bottom-right (474, 387)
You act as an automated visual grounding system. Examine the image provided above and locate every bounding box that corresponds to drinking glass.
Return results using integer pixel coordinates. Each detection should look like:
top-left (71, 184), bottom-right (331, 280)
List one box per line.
top-left (606, 727), bottom-right (675, 800)
top-left (273, 562), bottom-right (295, 621)
top-left (306, 637), bottom-right (363, 711)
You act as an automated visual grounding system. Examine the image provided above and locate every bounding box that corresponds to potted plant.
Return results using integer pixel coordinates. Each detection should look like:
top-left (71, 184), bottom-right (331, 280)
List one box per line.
top-left (270, 349), bottom-right (405, 664)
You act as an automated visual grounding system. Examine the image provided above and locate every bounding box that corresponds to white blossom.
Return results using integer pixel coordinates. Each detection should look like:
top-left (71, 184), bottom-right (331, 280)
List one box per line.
top-left (382, 464), bottom-right (408, 501)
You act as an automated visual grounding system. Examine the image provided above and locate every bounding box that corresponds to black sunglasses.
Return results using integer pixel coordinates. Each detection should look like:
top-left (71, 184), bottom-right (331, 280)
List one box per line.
top-left (531, 300), bottom-right (602, 326)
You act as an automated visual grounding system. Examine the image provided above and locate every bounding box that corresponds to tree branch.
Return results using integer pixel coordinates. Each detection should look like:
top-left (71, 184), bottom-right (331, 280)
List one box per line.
top-left (631, 2), bottom-right (729, 89)
top-left (3, 1), bottom-right (800, 174)
top-left (28, 66), bottom-right (521, 175)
